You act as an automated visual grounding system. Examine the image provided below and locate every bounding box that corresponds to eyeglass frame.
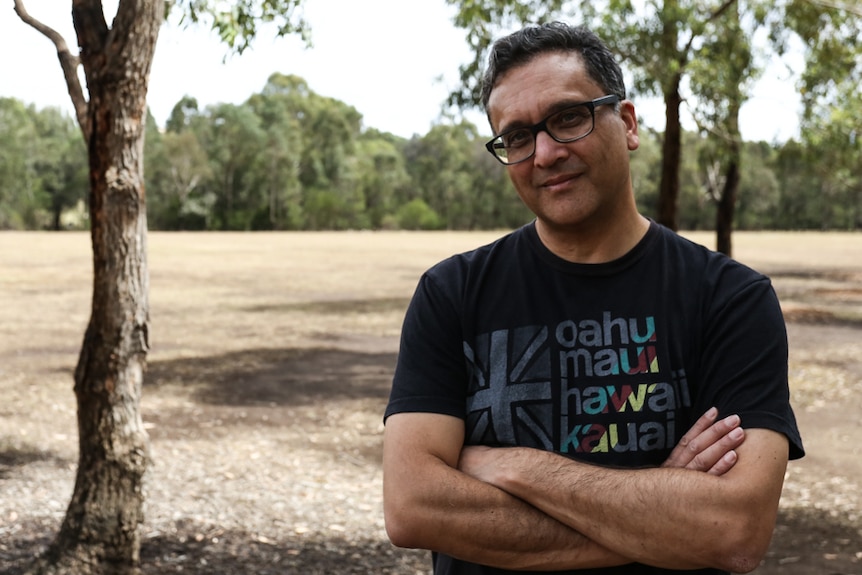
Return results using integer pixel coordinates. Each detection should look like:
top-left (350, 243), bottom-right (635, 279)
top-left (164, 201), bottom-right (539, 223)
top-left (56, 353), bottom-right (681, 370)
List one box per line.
top-left (484, 94), bottom-right (621, 165)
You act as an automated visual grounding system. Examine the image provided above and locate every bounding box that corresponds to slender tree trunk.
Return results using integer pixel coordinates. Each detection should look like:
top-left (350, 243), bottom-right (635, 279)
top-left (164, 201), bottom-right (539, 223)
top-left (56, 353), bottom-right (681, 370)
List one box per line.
top-left (658, 74), bottom-right (683, 232)
top-left (23, 2), bottom-right (162, 573)
top-left (716, 105), bottom-right (741, 257)
top-left (715, 1), bottom-right (744, 258)
top-left (716, 154), bottom-right (739, 256)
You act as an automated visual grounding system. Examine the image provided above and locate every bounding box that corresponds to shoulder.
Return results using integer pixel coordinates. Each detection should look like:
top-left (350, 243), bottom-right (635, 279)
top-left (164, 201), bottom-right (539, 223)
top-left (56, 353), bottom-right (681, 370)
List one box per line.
top-left (650, 222), bottom-right (771, 289)
top-left (423, 225), bottom-right (529, 285)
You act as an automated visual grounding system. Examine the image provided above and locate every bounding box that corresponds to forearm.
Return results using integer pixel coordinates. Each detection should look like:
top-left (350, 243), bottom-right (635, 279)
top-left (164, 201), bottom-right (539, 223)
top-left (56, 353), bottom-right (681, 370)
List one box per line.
top-left (385, 454), bottom-right (630, 570)
top-left (383, 413), bottom-right (632, 570)
top-left (499, 454), bottom-right (725, 568)
top-left (478, 432), bottom-right (787, 572)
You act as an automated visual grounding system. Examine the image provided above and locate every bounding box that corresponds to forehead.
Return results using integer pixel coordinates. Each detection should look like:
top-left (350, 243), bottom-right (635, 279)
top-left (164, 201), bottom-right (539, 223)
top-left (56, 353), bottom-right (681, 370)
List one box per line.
top-left (487, 51), bottom-right (601, 132)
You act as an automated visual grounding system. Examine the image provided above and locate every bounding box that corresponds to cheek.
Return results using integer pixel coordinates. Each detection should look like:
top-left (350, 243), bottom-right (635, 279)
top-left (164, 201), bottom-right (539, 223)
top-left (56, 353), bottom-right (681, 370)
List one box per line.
top-left (507, 164), bottom-right (532, 189)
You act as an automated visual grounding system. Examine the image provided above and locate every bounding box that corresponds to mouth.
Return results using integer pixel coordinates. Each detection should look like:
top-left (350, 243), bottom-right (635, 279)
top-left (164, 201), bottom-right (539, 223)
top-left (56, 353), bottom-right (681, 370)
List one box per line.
top-left (538, 172), bottom-right (581, 191)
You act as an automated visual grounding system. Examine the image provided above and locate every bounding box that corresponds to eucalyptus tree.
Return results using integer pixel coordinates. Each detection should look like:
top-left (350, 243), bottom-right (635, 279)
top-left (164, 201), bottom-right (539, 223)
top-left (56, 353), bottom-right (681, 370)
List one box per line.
top-left (248, 73), bottom-right (365, 229)
top-left (351, 132), bottom-right (412, 229)
top-left (735, 142), bottom-right (781, 230)
top-left (31, 106), bottom-right (89, 230)
top-left (195, 102), bottom-right (268, 230)
top-left (247, 82), bottom-right (304, 229)
top-left (783, 0), bottom-right (862, 229)
top-left (300, 90), bottom-right (365, 229)
top-left (467, 135), bottom-right (533, 229)
top-left (0, 98), bottom-right (40, 228)
top-left (11, 1), bottom-right (309, 573)
top-left (404, 122), bottom-right (481, 229)
top-left (688, 0), bottom-right (757, 254)
top-left (146, 127), bottom-right (214, 229)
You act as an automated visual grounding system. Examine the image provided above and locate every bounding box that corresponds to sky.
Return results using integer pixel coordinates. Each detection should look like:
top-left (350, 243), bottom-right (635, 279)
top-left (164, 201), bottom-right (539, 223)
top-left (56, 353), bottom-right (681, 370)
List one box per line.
top-left (1, 1), bottom-right (803, 143)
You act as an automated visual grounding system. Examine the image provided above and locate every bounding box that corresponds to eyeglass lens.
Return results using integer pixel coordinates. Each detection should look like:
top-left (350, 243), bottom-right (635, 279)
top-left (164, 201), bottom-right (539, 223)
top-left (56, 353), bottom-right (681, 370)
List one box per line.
top-left (492, 105), bottom-right (595, 165)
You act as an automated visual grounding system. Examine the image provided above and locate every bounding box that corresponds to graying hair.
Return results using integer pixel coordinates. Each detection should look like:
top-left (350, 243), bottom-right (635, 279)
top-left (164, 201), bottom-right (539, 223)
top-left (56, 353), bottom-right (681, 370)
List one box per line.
top-left (480, 22), bottom-right (627, 112)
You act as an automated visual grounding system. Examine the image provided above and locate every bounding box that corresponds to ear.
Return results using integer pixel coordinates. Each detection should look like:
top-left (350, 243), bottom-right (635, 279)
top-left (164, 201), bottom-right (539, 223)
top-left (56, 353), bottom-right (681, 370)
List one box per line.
top-left (620, 100), bottom-right (640, 151)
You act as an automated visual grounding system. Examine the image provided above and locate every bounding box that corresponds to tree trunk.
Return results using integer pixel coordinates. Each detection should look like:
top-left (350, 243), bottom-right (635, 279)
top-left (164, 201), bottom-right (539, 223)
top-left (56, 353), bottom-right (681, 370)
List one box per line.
top-left (715, 105), bottom-right (741, 258)
top-left (24, 2), bottom-right (163, 573)
top-left (716, 154), bottom-right (739, 256)
top-left (657, 73), bottom-right (683, 232)
top-left (715, 1), bottom-right (744, 258)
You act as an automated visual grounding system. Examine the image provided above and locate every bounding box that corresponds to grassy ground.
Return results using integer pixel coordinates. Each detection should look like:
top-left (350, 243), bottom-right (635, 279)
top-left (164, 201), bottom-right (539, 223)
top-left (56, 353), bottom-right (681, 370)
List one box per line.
top-left (1, 229), bottom-right (860, 574)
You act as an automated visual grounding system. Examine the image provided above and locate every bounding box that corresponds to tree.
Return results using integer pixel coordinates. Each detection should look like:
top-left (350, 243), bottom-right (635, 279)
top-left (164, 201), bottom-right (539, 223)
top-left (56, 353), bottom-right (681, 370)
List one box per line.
top-left (195, 102), bottom-right (267, 230)
top-left (0, 98), bottom-right (40, 229)
top-left (784, 0), bottom-right (862, 229)
top-left (31, 107), bottom-right (89, 230)
top-left (351, 133), bottom-right (412, 229)
top-left (11, 1), bottom-right (308, 573)
top-left (146, 126), bottom-right (215, 230)
top-left (689, 0), bottom-right (759, 255)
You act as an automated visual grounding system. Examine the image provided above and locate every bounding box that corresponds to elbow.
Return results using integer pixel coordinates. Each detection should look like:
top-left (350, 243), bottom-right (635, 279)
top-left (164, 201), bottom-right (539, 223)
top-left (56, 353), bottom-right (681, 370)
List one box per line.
top-left (712, 515), bottom-right (774, 573)
top-left (383, 501), bottom-right (425, 550)
top-left (720, 551), bottom-right (763, 574)
top-left (720, 549), bottom-right (765, 574)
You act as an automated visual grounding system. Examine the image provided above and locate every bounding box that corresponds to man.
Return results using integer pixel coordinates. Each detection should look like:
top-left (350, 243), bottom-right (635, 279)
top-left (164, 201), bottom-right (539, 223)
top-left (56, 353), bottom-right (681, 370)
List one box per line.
top-left (382, 22), bottom-right (804, 575)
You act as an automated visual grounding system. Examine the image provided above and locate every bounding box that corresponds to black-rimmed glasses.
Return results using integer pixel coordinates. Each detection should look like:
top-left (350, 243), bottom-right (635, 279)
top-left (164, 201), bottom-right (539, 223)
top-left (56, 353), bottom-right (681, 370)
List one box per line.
top-left (485, 94), bottom-right (620, 165)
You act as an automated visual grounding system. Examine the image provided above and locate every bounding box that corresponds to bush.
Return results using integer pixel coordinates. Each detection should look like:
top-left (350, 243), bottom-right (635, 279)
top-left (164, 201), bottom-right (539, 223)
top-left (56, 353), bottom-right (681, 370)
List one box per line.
top-left (396, 199), bottom-right (442, 230)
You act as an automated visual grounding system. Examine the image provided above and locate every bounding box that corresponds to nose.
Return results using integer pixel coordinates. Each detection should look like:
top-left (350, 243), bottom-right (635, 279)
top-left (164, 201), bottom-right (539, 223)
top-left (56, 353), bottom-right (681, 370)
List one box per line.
top-left (532, 129), bottom-right (568, 168)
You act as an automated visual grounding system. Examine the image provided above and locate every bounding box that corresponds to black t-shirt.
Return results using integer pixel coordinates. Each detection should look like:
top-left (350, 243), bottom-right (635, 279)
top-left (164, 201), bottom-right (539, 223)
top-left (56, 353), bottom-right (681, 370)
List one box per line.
top-left (385, 221), bottom-right (804, 575)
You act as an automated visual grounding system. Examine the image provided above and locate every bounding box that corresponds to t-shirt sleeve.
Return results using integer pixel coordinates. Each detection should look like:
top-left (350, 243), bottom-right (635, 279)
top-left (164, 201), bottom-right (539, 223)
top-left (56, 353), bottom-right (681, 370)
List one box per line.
top-left (695, 268), bottom-right (805, 460)
top-left (384, 267), bottom-right (469, 423)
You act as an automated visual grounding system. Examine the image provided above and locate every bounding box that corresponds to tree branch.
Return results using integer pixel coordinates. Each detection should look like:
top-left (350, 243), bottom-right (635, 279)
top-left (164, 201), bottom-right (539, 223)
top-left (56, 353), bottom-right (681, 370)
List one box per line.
top-left (13, 0), bottom-right (91, 140)
top-left (806, 0), bottom-right (862, 16)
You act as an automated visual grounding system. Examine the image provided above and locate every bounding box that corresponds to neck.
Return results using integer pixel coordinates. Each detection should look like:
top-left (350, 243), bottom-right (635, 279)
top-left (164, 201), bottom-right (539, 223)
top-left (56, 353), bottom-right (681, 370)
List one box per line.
top-left (535, 211), bottom-right (650, 264)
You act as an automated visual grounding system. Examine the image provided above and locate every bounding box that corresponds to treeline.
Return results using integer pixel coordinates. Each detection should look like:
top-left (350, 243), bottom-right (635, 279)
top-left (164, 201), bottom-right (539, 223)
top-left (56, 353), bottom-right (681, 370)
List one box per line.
top-left (1, 73), bottom-right (859, 231)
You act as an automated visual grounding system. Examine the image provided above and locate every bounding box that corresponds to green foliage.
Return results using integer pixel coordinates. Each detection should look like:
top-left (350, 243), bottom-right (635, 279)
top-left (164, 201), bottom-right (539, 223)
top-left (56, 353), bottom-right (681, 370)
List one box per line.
top-left (173, 0), bottom-right (310, 55)
top-left (445, 0), bottom-right (566, 109)
top-left (2, 65), bottom-right (858, 232)
top-left (0, 98), bottom-right (87, 230)
top-left (395, 199), bottom-right (443, 230)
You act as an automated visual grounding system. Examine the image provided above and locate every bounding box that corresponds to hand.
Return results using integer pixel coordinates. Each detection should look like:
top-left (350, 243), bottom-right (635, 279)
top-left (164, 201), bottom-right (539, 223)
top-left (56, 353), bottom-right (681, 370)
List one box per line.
top-left (458, 445), bottom-right (504, 486)
top-left (459, 407), bottom-right (745, 485)
top-left (662, 407), bottom-right (745, 476)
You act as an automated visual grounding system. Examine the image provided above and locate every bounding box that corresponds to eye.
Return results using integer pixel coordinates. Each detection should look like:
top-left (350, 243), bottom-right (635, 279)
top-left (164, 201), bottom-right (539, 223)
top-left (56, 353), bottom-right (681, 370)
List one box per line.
top-left (553, 106), bottom-right (590, 128)
top-left (502, 129), bottom-right (532, 149)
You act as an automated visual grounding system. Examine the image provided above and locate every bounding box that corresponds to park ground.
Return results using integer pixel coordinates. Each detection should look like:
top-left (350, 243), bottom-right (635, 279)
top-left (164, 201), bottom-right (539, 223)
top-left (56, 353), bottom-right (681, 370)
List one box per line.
top-left (0, 230), bottom-right (860, 574)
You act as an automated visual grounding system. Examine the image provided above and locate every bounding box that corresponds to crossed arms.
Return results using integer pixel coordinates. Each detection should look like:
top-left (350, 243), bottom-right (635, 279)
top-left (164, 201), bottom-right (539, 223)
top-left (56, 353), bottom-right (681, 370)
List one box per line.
top-left (383, 408), bottom-right (789, 572)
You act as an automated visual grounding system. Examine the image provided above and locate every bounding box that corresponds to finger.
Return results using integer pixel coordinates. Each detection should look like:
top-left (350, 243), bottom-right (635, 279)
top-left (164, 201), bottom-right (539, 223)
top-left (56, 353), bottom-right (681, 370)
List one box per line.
top-left (662, 407), bottom-right (719, 468)
top-left (664, 411), bottom-right (743, 470)
top-left (681, 414), bottom-right (742, 460)
top-left (686, 426), bottom-right (745, 473)
top-left (680, 407), bottom-right (720, 445)
top-left (707, 449), bottom-right (739, 476)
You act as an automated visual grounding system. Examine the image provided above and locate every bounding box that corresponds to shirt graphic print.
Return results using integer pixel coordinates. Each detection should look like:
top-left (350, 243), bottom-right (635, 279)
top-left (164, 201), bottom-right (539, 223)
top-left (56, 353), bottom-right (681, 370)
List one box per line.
top-left (463, 311), bottom-right (692, 461)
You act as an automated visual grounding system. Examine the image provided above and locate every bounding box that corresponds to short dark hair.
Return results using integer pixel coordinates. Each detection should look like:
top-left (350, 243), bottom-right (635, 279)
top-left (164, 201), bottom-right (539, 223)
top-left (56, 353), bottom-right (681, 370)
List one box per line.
top-left (480, 22), bottom-right (627, 112)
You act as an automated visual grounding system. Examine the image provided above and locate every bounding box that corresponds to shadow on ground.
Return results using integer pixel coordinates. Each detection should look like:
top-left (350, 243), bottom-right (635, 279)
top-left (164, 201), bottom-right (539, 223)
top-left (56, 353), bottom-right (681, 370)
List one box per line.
top-left (0, 519), bottom-right (428, 575)
top-left (0, 447), bottom-right (69, 480)
top-left (145, 346), bottom-right (398, 408)
top-left (3, 508), bottom-right (860, 575)
top-left (758, 507), bottom-right (862, 574)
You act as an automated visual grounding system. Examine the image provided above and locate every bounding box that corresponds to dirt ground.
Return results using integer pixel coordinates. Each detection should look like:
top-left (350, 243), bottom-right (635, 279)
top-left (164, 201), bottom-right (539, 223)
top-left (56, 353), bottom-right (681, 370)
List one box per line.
top-left (0, 230), bottom-right (861, 575)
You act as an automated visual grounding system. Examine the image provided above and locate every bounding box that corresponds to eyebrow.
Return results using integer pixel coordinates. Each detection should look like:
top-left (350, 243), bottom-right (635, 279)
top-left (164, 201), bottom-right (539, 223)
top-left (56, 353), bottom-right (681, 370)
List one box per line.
top-left (496, 98), bottom-right (595, 136)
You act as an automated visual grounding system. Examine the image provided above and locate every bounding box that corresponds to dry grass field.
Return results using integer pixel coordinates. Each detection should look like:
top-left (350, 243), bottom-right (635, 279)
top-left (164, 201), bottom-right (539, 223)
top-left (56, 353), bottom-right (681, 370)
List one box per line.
top-left (1, 229), bottom-right (861, 574)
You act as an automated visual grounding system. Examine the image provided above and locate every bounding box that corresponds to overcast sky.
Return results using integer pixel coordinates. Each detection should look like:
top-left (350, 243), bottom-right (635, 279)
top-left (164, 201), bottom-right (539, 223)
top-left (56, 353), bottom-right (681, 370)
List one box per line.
top-left (1, 1), bottom-right (803, 142)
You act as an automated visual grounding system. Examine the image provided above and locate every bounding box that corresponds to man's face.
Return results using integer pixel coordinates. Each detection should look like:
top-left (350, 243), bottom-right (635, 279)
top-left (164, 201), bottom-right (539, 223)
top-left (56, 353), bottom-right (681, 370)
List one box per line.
top-left (487, 51), bottom-right (639, 232)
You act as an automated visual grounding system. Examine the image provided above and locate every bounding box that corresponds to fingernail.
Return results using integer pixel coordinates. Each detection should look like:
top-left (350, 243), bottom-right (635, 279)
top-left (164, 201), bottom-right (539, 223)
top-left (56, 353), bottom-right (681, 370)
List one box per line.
top-left (724, 414), bottom-right (740, 426)
top-left (707, 407), bottom-right (718, 418)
